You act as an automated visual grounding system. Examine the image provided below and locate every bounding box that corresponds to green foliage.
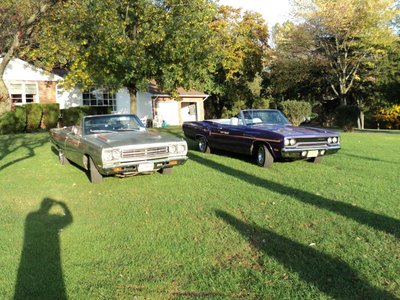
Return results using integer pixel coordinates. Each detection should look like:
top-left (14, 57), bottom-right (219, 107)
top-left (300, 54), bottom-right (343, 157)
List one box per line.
top-left (375, 104), bottom-right (400, 129)
top-left (60, 106), bottom-right (104, 126)
top-left (41, 103), bottom-right (60, 129)
top-left (205, 7), bottom-right (269, 117)
top-left (0, 106), bottom-right (26, 134)
top-left (25, 103), bottom-right (43, 131)
top-left (24, 0), bottom-right (217, 96)
top-left (335, 105), bottom-right (360, 131)
top-left (280, 100), bottom-right (312, 126)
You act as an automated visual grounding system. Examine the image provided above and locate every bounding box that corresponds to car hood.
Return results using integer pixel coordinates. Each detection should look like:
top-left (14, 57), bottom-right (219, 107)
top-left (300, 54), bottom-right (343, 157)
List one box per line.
top-left (251, 125), bottom-right (338, 137)
top-left (85, 130), bottom-right (184, 148)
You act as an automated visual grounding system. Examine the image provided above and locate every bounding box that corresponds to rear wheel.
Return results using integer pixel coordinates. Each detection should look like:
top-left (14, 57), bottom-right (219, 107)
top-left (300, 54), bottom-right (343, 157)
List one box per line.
top-left (198, 136), bottom-right (211, 154)
top-left (307, 156), bottom-right (322, 164)
top-left (58, 149), bottom-right (69, 165)
top-left (256, 144), bottom-right (274, 168)
top-left (89, 157), bottom-right (103, 183)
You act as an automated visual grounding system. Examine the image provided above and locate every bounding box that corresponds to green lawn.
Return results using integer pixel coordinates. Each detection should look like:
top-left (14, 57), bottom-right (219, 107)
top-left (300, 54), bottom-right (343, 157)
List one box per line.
top-left (0, 129), bottom-right (399, 299)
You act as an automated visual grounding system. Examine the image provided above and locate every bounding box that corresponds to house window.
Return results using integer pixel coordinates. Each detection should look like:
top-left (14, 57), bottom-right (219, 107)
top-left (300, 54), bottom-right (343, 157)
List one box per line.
top-left (82, 88), bottom-right (116, 111)
top-left (9, 83), bottom-right (38, 105)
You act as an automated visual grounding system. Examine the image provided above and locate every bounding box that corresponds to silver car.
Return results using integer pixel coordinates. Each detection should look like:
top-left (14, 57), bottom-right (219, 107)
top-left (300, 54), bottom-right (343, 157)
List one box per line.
top-left (50, 114), bottom-right (188, 183)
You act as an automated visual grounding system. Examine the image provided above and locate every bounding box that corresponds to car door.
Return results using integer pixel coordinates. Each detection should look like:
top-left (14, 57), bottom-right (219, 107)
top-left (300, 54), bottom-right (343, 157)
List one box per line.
top-left (65, 127), bottom-right (84, 166)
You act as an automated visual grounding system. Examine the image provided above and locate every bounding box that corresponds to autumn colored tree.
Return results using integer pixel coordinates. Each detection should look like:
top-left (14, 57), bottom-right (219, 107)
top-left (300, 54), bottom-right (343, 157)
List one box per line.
top-left (292, 0), bottom-right (399, 106)
top-left (205, 6), bottom-right (269, 118)
top-left (0, 0), bottom-right (62, 115)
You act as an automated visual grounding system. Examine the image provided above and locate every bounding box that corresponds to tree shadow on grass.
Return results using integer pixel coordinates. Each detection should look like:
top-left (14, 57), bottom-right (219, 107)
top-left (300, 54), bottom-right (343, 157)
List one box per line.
top-left (14, 198), bottom-right (73, 300)
top-left (340, 152), bottom-right (399, 165)
top-left (216, 210), bottom-right (396, 299)
top-left (190, 153), bottom-right (400, 238)
top-left (0, 134), bottom-right (49, 172)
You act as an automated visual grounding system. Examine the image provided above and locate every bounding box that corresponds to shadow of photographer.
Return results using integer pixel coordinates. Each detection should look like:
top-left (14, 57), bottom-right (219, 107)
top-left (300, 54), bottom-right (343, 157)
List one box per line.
top-left (14, 198), bottom-right (73, 300)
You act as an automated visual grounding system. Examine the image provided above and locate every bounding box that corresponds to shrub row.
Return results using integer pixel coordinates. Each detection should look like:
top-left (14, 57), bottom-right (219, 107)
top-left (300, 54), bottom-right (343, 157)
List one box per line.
top-left (0, 104), bottom-right (109, 135)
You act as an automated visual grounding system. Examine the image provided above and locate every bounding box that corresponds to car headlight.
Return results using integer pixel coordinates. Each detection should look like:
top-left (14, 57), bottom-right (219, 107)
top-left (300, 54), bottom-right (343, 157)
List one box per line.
top-left (177, 144), bottom-right (186, 153)
top-left (169, 145), bottom-right (177, 153)
top-left (332, 137), bottom-right (338, 143)
top-left (103, 150), bottom-right (113, 161)
top-left (284, 138), bottom-right (296, 146)
top-left (112, 149), bottom-right (121, 159)
top-left (103, 148), bottom-right (121, 161)
top-left (327, 137), bottom-right (333, 143)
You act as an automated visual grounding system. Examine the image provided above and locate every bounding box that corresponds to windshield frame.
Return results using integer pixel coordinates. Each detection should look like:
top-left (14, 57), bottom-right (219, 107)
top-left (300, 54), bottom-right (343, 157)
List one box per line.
top-left (82, 114), bottom-right (146, 135)
top-left (239, 109), bottom-right (291, 126)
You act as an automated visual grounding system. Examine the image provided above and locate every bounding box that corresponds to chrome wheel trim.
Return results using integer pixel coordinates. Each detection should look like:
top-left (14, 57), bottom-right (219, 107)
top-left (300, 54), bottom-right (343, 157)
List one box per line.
top-left (199, 138), bottom-right (206, 152)
top-left (257, 147), bottom-right (265, 165)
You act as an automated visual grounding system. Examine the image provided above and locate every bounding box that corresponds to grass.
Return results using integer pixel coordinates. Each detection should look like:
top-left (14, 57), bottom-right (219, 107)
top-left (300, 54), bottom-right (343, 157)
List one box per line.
top-left (0, 128), bottom-right (399, 299)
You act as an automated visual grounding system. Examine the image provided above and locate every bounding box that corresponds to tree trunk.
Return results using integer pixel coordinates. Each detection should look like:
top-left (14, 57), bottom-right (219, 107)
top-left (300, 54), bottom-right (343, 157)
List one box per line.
top-left (128, 88), bottom-right (137, 114)
top-left (0, 78), bottom-right (11, 115)
top-left (357, 110), bottom-right (364, 129)
top-left (0, 33), bottom-right (20, 115)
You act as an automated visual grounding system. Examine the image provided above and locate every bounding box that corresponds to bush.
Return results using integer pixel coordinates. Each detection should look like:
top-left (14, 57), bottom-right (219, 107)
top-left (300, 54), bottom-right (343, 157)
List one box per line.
top-left (280, 100), bottom-right (312, 126)
top-left (375, 104), bottom-right (400, 129)
top-left (0, 106), bottom-right (27, 134)
top-left (25, 103), bottom-right (43, 131)
top-left (335, 105), bottom-right (360, 131)
top-left (41, 103), bottom-right (60, 129)
top-left (60, 106), bottom-right (104, 126)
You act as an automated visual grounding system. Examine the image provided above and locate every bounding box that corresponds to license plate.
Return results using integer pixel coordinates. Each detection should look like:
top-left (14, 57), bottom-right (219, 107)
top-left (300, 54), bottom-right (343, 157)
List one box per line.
top-left (307, 150), bottom-right (319, 158)
top-left (138, 163), bottom-right (154, 172)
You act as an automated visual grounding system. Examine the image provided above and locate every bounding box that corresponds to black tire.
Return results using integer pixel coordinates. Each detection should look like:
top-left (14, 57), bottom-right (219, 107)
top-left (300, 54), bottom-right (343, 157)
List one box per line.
top-left (89, 157), bottom-right (103, 183)
top-left (307, 156), bottom-right (323, 164)
top-left (159, 167), bottom-right (173, 175)
top-left (256, 144), bottom-right (274, 168)
top-left (198, 136), bottom-right (211, 154)
top-left (58, 149), bottom-right (69, 165)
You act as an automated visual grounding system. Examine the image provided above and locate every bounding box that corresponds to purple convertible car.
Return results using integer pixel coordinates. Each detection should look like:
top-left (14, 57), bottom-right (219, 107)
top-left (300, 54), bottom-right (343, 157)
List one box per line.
top-left (182, 109), bottom-right (340, 167)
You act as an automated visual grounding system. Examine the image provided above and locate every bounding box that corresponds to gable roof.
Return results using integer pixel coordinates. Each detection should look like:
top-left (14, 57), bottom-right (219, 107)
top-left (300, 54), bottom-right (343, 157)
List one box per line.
top-left (1, 58), bottom-right (63, 82)
top-left (148, 80), bottom-right (208, 97)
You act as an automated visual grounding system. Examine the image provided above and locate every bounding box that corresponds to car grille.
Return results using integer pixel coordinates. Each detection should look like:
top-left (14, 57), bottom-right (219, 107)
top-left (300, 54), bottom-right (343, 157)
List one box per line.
top-left (121, 146), bottom-right (169, 159)
top-left (295, 138), bottom-right (331, 148)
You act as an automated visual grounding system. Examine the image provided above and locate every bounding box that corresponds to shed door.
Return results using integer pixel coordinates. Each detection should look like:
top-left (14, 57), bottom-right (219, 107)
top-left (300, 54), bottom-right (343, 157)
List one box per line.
top-left (157, 101), bottom-right (180, 125)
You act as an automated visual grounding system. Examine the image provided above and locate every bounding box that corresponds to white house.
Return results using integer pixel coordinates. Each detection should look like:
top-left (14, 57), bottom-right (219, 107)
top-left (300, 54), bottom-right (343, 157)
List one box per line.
top-left (1, 58), bottom-right (208, 125)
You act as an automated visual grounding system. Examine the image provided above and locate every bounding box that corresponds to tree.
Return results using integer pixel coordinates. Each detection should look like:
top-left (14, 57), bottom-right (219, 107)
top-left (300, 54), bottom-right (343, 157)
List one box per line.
top-left (23, 0), bottom-right (218, 111)
top-left (292, 0), bottom-right (399, 106)
top-left (0, 0), bottom-right (62, 115)
top-left (205, 5), bottom-right (269, 118)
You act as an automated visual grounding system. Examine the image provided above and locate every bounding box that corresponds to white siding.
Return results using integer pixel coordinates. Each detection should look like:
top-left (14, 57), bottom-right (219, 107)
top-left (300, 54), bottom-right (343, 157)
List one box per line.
top-left (115, 88), bottom-right (130, 114)
top-left (137, 92), bottom-right (153, 119)
top-left (157, 101), bottom-right (180, 125)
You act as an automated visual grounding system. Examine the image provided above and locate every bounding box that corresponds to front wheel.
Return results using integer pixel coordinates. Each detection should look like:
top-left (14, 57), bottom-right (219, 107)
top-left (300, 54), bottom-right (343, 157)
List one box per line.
top-left (89, 157), bottom-right (103, 183)
top-left (159, 167), bottom-right (173, 175)
top-left (256, 144), bottom-right (274, 168)
top-left (198, 136), bottom-right (211, 154)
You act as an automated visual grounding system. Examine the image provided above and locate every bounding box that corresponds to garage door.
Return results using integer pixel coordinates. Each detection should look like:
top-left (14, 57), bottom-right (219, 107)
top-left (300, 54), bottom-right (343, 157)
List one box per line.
top-left (157, 101), bottom-right (180, 126)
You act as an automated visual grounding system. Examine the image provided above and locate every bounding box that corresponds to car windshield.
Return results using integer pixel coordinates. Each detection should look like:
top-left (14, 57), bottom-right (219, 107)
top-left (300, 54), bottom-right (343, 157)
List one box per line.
top-left (242, 110), bottom-right (290, 126)
top-left (83, 115), bottom-right (145, 135)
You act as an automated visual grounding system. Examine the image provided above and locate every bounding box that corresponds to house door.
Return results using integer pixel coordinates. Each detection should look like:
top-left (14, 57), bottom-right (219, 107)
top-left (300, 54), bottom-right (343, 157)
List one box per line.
top-left (181, 102), bottom-right (197, 122)
top-left (157, 101), bottom-right (180, 126)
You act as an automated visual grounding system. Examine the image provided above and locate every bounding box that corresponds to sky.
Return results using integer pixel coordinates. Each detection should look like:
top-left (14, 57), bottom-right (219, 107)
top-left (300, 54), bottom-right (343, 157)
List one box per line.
top-left (218, 0), bottom-right (291, 28)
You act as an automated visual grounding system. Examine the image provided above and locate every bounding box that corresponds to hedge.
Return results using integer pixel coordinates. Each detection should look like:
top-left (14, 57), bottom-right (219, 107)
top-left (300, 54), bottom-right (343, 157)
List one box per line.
top-left (0, 106), bottom-right (27, 134)
top-left (41, 103), bottom-right (60, 129)
top-left (25, 103), bottom-right (43, 132)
